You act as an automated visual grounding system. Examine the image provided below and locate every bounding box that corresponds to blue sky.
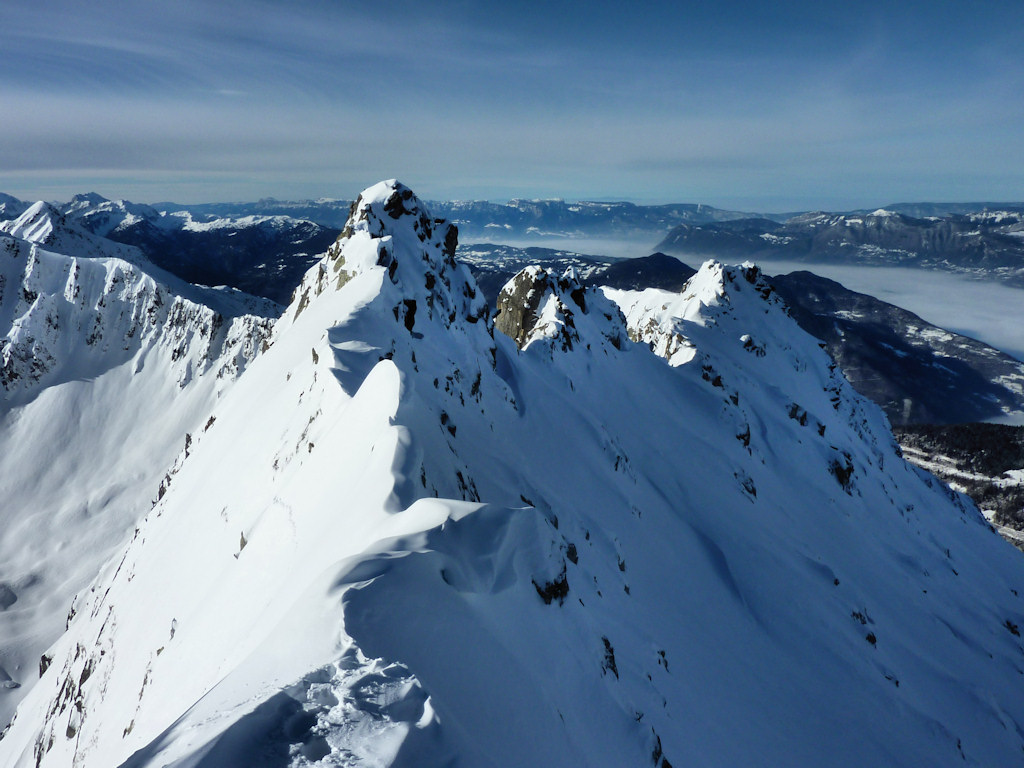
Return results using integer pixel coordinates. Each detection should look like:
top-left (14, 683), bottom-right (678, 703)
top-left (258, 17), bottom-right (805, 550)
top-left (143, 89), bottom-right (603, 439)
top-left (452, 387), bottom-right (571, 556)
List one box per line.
top-left (1, 0), bottom-right (1021, 210)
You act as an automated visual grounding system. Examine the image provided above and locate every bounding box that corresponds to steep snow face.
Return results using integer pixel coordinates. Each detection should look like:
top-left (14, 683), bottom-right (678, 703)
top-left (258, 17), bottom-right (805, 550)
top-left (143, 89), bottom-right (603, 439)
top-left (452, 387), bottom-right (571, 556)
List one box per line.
top-left (0, 215), bottom-right (276, 725)
top-left (5, 183), bottom-right (1024, 768)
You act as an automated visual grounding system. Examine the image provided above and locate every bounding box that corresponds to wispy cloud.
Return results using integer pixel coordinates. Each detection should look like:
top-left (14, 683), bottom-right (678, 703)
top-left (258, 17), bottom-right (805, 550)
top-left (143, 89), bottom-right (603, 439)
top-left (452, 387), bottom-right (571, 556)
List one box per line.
top-left (1, 0), bottom-right (1022, 208)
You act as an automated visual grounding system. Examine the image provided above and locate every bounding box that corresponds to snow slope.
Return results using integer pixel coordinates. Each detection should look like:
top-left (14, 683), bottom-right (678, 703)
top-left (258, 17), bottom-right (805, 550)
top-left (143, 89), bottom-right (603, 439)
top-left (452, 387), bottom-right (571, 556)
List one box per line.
top-left (0, 204), bottom-right (276, 724)
top-left (3, 182), bottom-right (1024, 767)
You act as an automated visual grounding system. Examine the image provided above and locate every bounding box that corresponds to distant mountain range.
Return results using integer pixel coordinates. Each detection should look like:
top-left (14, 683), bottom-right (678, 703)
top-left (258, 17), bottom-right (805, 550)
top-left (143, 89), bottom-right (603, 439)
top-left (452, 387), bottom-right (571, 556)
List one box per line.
top-left (153, 197), bottom-right (783, 238)
top-left (149, 196), bottom-right (1024, 240)
top-left (7, 191), bottom-right (1024, 289)
top-left (61, 193), bottom-right (340, 304)
top-left (658, 209), bottom-right (1024, 286)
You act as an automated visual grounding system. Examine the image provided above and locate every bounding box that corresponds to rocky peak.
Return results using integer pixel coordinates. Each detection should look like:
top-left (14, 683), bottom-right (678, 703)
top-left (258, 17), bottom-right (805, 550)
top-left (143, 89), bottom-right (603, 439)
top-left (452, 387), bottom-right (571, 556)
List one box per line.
top-left (66, 192), bottom-right (110, 210)
top-left (285, 180), bottom-right (488, 331)
top-left (495, 265), bottom-right (626, 352)
top-left (340, 180), bottom-right (453, 248)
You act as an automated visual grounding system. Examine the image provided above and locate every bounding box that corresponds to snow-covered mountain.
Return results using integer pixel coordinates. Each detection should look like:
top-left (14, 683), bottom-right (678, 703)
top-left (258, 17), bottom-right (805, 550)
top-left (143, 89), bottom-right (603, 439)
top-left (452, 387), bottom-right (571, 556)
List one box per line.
top-left (0, 202), bottom-right (276, 726)
top-left (62, 193), bottom-right (164, 239)
top-left (462, 245), bottom-right (1024, 426)
top-left (3, 181), bottom-right (1024, 767)
top-left (60, 193), bottom-right (339, 304)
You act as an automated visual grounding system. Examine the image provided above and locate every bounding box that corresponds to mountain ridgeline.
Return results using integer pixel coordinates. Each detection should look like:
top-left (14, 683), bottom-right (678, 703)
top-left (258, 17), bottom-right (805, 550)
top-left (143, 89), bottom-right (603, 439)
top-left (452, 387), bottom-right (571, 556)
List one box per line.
top-left (658, 208), bottom-right (1024, 286)
top-left (458, 249), bottom-right (1024, 427)
top-left (2, 182), bottom-right (1024, 767)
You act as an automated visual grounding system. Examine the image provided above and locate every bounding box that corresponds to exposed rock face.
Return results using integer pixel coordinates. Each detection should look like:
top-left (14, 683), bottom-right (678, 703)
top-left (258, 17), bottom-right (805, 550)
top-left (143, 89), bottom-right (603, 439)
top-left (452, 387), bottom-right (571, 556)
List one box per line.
top-left (494, 266), bottom-right (560, 349)
top-left (457, 243), bottom-right (613, 307)
top-left (495, 266), bottom-right (625, 353)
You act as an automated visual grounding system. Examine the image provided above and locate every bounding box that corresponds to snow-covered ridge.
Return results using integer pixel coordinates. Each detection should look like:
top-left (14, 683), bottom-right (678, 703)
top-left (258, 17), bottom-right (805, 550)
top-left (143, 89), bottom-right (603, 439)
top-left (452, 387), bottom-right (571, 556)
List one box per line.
top-left (2, 202), bottom-right (146, 266)
top-left (5, 181), bottom-right (1024, 768)
top-left (0, 212), bottom-right (275, 405)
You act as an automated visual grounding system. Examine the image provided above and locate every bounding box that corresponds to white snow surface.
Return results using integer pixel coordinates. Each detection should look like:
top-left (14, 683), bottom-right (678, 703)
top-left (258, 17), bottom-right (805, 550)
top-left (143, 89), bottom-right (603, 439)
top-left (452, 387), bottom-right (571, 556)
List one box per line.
top-left (3, 182), bottom-right (1024, 767)
top-left (0, 204), bottom-right (276, 725)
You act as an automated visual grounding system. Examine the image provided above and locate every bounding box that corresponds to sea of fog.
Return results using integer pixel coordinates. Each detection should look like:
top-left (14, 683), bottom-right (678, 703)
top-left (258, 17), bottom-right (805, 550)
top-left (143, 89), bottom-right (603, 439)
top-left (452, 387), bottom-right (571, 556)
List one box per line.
top-left (748, 260), bottom-right (1024, 364)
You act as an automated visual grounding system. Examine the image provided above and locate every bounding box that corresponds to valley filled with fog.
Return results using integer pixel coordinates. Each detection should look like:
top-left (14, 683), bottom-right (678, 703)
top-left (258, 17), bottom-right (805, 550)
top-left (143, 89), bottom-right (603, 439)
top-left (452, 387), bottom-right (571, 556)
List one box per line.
top-left (753, 261), bottom-right (1024, 363)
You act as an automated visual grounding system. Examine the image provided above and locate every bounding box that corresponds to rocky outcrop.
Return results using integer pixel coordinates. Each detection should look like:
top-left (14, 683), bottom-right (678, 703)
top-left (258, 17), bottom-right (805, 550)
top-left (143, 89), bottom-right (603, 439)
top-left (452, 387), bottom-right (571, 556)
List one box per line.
top-left (495, 266), bottom-right (626, 353)
top-left (284, 180), bottom-right (488, 332)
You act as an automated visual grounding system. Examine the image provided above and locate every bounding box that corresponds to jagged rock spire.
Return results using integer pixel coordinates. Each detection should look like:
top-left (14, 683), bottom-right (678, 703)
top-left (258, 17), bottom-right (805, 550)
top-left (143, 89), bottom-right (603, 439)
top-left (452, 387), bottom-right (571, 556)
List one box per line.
top-left (495, 265), bottom-right (626, 352)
